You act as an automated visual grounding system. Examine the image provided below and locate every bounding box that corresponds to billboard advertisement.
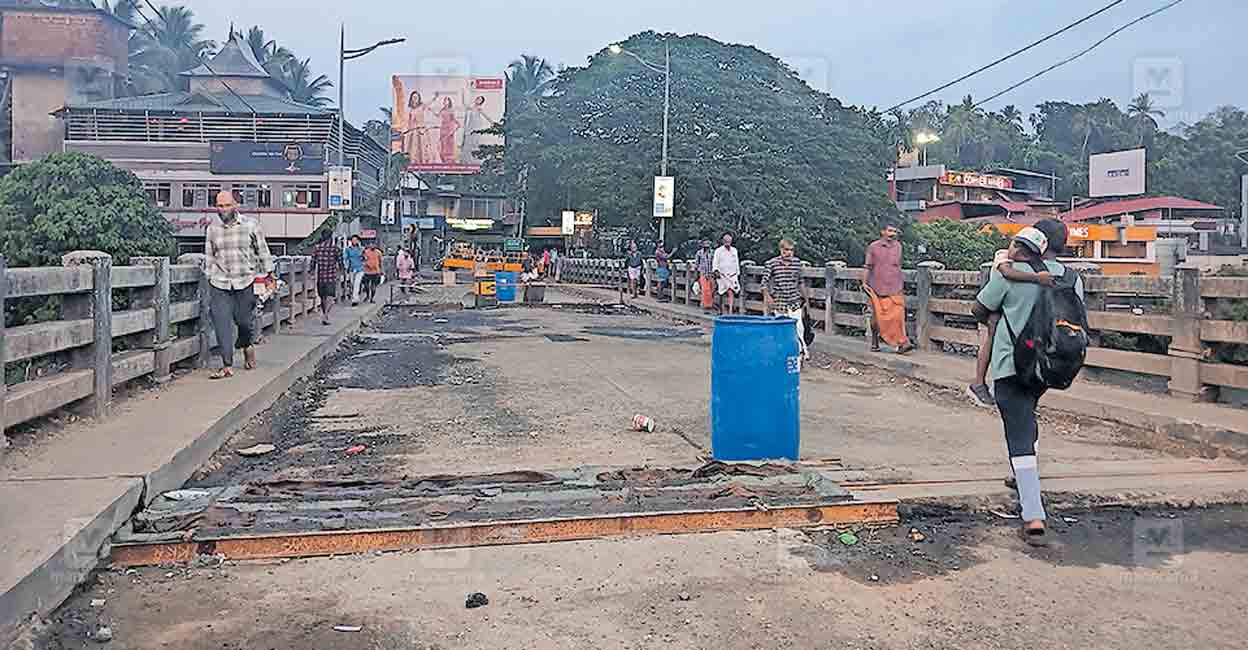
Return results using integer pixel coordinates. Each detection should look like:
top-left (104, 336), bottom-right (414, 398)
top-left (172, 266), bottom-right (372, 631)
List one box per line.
top-left (1089, 148), bottom-right (1146, 197)
top-left (391, 74), bottom-right (505, 174)
top-left (653, 176), bottom-right (674, 218)
top-left (210, 142), bottom-right (325, 175)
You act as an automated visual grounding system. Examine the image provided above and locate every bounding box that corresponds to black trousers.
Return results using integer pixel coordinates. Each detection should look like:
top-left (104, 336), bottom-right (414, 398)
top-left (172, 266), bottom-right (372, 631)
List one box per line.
top-left (993, 376), bottom-right (1045, 458)
top-left (209, 284), bottom-right (256, 368)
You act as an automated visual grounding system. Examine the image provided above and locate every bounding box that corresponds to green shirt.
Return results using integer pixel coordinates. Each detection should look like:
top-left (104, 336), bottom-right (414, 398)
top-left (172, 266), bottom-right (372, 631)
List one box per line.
top-left (976, 260), bottom-right (1084, 381)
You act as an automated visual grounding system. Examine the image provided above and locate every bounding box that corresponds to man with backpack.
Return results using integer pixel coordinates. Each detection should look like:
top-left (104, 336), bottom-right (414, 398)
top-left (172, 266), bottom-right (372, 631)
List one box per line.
top-left (972, 218), bottom-right (1087, 546)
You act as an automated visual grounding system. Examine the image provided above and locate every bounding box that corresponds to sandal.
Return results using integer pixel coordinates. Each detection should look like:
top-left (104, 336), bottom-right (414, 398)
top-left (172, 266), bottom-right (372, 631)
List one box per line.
top-left (243, 347), bottom-right (257, 370)
top-left (209, 368), bottom-right (234, 380)
top-left (1022, 522), bottom-right (1048, 547)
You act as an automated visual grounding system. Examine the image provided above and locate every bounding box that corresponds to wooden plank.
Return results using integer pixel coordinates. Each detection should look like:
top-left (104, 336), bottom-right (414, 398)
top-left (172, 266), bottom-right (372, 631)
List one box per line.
top-left (1201, 319), bottom-right (1248, 344)
top-left (1200, 277), bottom-right (1248, 299)
top-left (1085, 275), bottom-right (1172, 296)
top-left (112, 349), bottom-right (155, 385)
top-left (170, 300), bottom-right (199, 324)
top-left (5, 267), bottom-right (93, 298)
top-left (169, 265), bottom-right (201, 284)
top-left (931, 270), bottom-right (981, 286)
top-left (109, 500), bottom-right (899, 566)
top-left (929, 325), bottom-right (979, 346)
top-left (1085, 347), bottom-right (1171, 376)
top-left (110, 266), bottom-right (156, 289)
top-left (928, 298), bottom-right (974, 316)
top-left (834, 313), bottom-right (865, 328)
top-left (112, 308), bottom-right (156, 338)
top-left (800, 267), bottom-right (825, 279)
top-left (1087, 311), bottom-right (1172, 336)
top-left (808, 287), bottom-right (828, 301)
top-left (169, 336), bottom-right (199, 363)
top-left (834, 268), bottom-right (865, 282)
top-left (4, 319), bottom-right (93, 363)
top-left (835, 289), bottom-right (868, 305)
top-left (4, 369), bottom-right (94, 427)
top-left (1200, 362), bottom-right (1248, 390)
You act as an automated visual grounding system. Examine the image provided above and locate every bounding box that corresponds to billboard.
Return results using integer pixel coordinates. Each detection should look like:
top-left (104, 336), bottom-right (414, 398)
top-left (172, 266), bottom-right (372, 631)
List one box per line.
top-left (327, 166), bottom-right (352, 211)
top-left (391, 74), bottom-right (505, 174)
top-left (210, 142), bottom-right (325, 175)
top-left (1089, 148), bottom-right (1146, 197)
top-left (653, 176), bottom-right (674, 218)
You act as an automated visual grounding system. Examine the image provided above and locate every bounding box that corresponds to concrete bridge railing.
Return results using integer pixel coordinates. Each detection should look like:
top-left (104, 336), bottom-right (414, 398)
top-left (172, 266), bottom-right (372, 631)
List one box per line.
top-left (560, 257), bottom-right (1248, 405)
top-left (0, 253), bottom-right (319, 447)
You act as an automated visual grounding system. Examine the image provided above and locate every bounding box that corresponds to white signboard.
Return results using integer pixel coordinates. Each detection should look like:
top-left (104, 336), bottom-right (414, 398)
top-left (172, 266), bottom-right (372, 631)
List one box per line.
top-left (561, 210), bottom-right (576, 236)
top-left (328, 166), bottom-right (353, 211)
top-left (380, 199), bottom-right (396, 225)
top-left (1089, 148), bottom-right (1146, 197)
top-left (653, 176), bottom-right (674, 218)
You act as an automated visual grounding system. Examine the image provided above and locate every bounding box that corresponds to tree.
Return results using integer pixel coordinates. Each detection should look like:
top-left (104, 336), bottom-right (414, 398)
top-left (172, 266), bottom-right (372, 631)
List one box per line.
top-left (998, 105), bottom-right (1024, 133)
top-left (0, 153), bottom-right (174, 269)
top-left (1127, 92), bottom-right (1165, 146)
top-left (144, 5), bottom-right (216, 90)
top-left (507, 55), bottom-right (556, 101)
top-left (243, 26), bottom-right (295, 79)
top-left (281, 57), bottom-right (333, 107)
top-left (945, 95), bottom-right (985, 164)
top-left (910, 220), bottom-right (1008, 271)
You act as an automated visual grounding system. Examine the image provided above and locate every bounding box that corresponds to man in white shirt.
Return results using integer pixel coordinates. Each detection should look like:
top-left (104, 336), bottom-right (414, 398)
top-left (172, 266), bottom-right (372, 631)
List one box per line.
top-left (712, 232), bottom-right (741, 315)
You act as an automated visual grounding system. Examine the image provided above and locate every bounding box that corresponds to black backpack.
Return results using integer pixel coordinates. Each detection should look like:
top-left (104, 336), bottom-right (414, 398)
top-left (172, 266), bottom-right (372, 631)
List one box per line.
top-left (1001, 261), bottom-right (1089, 391)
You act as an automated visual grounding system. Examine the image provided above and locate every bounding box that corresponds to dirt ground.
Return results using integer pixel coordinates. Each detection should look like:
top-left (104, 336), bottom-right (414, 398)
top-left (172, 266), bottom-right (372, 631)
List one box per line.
top-left (30, 294), bottom-right (1248, 649)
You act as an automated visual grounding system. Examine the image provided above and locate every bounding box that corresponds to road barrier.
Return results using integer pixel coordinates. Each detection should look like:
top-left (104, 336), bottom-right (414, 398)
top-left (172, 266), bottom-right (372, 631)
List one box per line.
top-left (0, 253), bottom-right (319, 443)
top-left (560, 257), bottom-right (1248, 404)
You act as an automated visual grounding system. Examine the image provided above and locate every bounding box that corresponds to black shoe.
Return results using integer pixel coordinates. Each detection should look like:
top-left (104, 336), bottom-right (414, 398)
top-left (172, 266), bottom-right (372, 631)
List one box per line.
top-left (967, 384), bottom-right (995, 408)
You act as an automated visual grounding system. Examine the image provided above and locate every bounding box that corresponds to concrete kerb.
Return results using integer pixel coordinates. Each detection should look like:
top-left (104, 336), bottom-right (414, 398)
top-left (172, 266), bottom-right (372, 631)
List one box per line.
top-left (0, 302), bottom-right (384, 648)
top-left (567, 287), bottom-right (1248, 456)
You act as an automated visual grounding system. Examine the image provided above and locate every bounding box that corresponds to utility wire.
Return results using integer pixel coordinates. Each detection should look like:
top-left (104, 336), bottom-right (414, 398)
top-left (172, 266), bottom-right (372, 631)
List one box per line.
top-left (882, 0), bottom-right (1126, 113)
top-left (973, 0), bottom-right (1186, 108)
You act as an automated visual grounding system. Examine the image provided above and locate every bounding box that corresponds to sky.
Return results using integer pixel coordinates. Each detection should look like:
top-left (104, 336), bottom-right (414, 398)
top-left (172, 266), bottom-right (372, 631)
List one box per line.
top-left (178, 0), bottom-right (1246, 130)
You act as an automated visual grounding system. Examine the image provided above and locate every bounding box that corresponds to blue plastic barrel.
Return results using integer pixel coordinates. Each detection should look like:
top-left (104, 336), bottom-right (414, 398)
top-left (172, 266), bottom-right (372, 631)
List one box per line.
top-left (495, 271), bottom-right (518, 302)
top-left (711, 315), bottom-right (801, 460)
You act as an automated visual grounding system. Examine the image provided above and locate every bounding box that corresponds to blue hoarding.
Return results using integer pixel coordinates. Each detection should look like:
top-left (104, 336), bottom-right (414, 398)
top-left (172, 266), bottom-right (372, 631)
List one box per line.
top-left (209, 142), bottom-right (326, 175)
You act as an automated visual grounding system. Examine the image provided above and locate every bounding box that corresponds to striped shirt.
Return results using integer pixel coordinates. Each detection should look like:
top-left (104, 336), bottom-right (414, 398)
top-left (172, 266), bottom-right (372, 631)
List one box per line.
top-left (762, 255), bottom-right (805, 312)
top-left (311, 241), bottom-right (340, 283)
top-left (204, 215), bottom-right (274, 291)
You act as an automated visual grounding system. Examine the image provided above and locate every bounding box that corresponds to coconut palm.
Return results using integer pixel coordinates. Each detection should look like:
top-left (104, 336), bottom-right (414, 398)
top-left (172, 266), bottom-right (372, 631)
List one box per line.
top-left (506, 55), bottom-right (556, 98)
top-left (243, 26), bottom-right (295, 80)
top-left (999, 104), bottom-right (1024, 133)
top-left (944, 94), bottom-right (984, 161)
top-left (145, 5), bottom-right (216, 87)
top-left (1127, 92), bottom-right (1166, 145)
top-left (282, 57), bottom-right (333, 107)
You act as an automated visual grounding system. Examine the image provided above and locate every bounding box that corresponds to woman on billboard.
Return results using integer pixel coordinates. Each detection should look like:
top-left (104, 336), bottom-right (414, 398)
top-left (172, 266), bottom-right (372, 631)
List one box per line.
top-left (401, 90), bottom-right (435, 164)
top-left (437, 97), bottom-right (462, 164)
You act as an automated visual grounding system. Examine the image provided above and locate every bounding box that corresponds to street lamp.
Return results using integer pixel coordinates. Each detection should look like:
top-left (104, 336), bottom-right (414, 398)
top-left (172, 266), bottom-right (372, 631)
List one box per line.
top-left (338, 26), bottom-right (405, 167)
top-left (609, 41), bottom-right (672, 245)
top-left (1235, 148), bottom-right (1248, 249)
top-left (914, 131), bottom-right (940, 166)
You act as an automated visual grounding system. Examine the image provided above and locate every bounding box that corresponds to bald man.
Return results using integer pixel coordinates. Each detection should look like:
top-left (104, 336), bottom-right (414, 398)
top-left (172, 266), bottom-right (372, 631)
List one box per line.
top-left (204, 190), bottom-right (274, 378)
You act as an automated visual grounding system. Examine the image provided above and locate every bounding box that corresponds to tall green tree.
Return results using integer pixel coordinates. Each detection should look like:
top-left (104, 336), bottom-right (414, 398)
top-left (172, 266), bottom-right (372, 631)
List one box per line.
top-left (1127, 92), bottom-right (1165, 146)
top-left (281, 57), bottom-right (333, 107)
top-left (145, 5), bottom-right (215, 89)
top-left (243, 25), bottom-right (295, 79)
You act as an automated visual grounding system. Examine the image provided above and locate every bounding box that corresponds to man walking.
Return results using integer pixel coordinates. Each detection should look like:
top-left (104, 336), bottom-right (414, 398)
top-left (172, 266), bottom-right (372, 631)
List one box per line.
top-left (342, 235), bottom-right (365, 306)
top-left (625, 241), bottom-right (643, 298)
top-left (712, 233), bottom-right (740, 315)
top-left (864, 224), bottom-right (914, 354)
top-left (362, 243), bottom-right (384, 303)
top-left (310, 230), bottom-right (340, 325)
top-left (695, 240), bottom-right (715, 313)
top-left (204, 190), bottom-right (273, 379)
top-left (972, 218), bottom-right (1081, 546)
top-left (762, 239), bottom-right (810, 363)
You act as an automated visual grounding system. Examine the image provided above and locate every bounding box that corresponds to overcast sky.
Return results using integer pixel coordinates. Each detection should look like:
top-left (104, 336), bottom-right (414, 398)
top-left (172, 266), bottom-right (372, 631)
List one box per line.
top-left (181, 0), bottom-right (1244, 129)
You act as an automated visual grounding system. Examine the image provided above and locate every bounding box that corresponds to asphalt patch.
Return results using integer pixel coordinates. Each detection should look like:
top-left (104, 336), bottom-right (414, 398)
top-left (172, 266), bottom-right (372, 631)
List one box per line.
top-left (581, 325), bottom-right (704, 340)
top-left (545, 333), bottom-right (588, 343)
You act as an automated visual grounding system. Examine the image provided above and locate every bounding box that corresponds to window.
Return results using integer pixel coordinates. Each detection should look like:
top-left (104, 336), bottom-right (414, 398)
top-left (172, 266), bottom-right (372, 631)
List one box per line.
top-left (206, 184), bottom-right (224, 207)
top-left (234, 184), bottom-right (273, 209)
top-left (407, 200), bottom-right (419, 216)
top-left (268, 242), bottom-right (288, 256)
top-left (177, 242), bottom-right (205, 256)
top-left (282, 184), bottom-right (323, 209)
top-left (143, 183), bottom-right (172, 208)
top-left (462, 198), bottom-right (500, 219)
top-left (182, 183), bottom-right (209, 208)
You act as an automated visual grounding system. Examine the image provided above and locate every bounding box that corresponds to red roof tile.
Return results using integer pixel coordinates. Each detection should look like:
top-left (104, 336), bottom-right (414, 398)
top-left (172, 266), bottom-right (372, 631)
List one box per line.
top-left (1060, 196), bottom-right (1222, 222)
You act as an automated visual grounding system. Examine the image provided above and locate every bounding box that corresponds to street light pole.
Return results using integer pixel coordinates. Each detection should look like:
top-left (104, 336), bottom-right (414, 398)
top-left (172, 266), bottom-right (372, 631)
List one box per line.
top-left (337, 24), bottom-right (345, 167)
top-left (611, 42), bottom-right (672, 247)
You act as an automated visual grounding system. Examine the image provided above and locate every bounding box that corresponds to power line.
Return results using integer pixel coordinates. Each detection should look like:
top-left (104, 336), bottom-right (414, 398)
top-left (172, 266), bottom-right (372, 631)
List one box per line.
top-left (973, 0), bottom-right (1186, 108)
top-left (882, 0), bottom-right (1126, 114)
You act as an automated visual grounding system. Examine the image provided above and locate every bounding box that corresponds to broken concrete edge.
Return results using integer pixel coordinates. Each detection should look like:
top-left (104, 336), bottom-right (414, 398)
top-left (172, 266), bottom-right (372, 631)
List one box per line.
top-left (600, 291), bottom-right (1248, 454)
top-left (0, 480), bottom-right (143, 650)
top-left (0, 303), bottom-right (385, 648)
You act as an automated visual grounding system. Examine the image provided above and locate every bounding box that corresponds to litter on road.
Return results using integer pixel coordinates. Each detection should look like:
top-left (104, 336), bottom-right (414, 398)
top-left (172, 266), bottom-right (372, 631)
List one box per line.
top-left (465, 592), bottom-right (489, 609)
top-left (235, 444), bottom-right (276, 457)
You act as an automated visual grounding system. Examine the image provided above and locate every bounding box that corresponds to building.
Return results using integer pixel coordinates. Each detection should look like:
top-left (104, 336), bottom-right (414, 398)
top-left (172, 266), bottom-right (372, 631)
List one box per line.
top-left (1059, 196), bottom-right (1230, 252)
top-left (53, 31), bottom-right (388, 254)
top-left (0, 2), bottom-right (129, 165)
top-left (392, 175), bottom-right (516, 261)
top-left (889, 165), bottom-right (1063, 223)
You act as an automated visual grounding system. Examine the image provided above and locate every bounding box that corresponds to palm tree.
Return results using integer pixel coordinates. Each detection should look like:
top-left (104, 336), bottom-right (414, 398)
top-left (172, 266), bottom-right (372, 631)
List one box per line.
top-left (243, 26), bottom-right (295, 79)
top-left (142, 5), bottom-right (215, 90)
top-left (945, 94), bottom-right (984, 162)
top-left (506, 55), bottom-right (556, 98)
top-left (999, 105), bottom-right (1024, 133)
top-left (887, 108), bottom-right (912, 151)
top-left (1127, 92), bottom-right (1166, 145)
top-left (282, 57), bottom-right (333, 106)
top-left (1073, 106), bottom-right (1096, 161)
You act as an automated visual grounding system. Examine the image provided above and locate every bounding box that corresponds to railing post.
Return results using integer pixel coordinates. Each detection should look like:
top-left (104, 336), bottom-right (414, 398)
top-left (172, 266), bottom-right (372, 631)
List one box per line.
top-left (176, 253), bottom-right (212, 368)
top-left (267, 258), bottom-right (283, 334)
top-left (1168, 265), bottom-right (1207, 400)
top-left (684, 262), bottom-right (694, 305)
top-left (278, 256), bottom-right (294, 327)
top-left (823, 264), bottom-right (836, 333)
top-left (914, 264), bottom-right (935, 351)
top-left (62, 251), bottom-right (113, 419)
top-left (643, 260), bottom-right (653, 298)
top-left (133, 256), bottom-right (172, 381)
top-left (0, 255), bottom-right (7, 449)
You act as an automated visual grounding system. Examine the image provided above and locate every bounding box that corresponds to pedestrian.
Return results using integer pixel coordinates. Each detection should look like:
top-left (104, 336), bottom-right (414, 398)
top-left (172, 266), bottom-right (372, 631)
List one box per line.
top-left (342, 235), bottom-right (365, 306)
top-left (550, 247), bottom-right (560, 282)
top-left (625, 241), bottom-right (643, 297)
top-left (396, 247), bottom-right (415, 293)
top-left (863, 224), bottom-right (914, 354)
top-left (654, 242), bottom-right (671, 302)
top-left (695, 240), bottom-right (715, 312)
top-left (712, 233), bottom-right (740, 314)
top-left (967, 233), bottom-right (1056, 407)
top-left (972, 218), bottom-right (1083, 546)
top-left (309, 229), bottom-right (340, 325)
top-left (362, 243), bottom-right (384, 303)
top-left (762, 239), bottom-right (810, 364)
top-left (542, 248), bottom-right (552, 278)
top-left (203, 190), bottom-right (273, 379)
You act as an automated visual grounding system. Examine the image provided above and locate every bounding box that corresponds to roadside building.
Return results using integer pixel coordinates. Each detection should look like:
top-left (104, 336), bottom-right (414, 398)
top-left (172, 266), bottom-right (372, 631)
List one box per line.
top-left (392, 176), bottom-right (515, 260)
top-left (888, 165), bottom-right (1063, 223)
top-left (53, 31), bottom-right (387, 255)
